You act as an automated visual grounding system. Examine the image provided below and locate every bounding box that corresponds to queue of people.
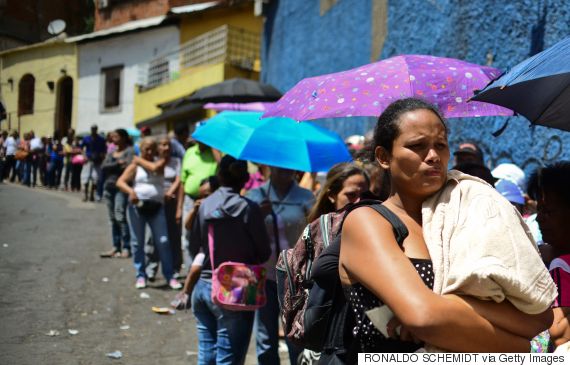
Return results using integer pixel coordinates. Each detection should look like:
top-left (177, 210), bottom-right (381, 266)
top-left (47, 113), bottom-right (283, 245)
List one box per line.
top-left (2, 97), bottom-right (569, 363)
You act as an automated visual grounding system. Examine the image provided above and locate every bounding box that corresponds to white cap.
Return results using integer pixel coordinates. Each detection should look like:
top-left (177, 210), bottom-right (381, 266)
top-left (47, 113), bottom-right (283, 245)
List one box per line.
top-left (491, 163), bottom-right (526, 193)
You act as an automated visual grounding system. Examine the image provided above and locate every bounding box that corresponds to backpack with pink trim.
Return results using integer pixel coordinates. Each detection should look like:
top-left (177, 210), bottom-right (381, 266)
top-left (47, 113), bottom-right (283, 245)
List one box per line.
top-left (275, 199), bottom-right (381, 350)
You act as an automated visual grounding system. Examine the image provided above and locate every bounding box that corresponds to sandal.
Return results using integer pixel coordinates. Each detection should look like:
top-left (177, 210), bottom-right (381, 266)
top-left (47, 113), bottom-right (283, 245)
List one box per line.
top-left (120, 250), bottom-right (131, 259)
top-left (100, 249), bottom-right (120, 258)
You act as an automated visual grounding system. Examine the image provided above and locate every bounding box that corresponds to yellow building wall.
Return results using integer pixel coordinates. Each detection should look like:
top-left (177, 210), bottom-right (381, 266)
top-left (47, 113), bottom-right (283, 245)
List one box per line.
top-left (134, 63), bottom-right (226, 124)
top-left (133, 5), bottom-right (262, 128)
top-left (179, 5), bottom-right (263, 44)
top-left (0, 42), bottom-right (78, 137)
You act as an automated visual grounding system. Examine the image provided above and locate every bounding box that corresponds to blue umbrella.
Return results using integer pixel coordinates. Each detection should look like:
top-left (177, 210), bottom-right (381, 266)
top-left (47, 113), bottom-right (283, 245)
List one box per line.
top-left (126, 127), bottom-right (141, 137)
top-left (192, 111), bottom-right (352, 172)
top-left (472, 36), bottom-right (570, 132)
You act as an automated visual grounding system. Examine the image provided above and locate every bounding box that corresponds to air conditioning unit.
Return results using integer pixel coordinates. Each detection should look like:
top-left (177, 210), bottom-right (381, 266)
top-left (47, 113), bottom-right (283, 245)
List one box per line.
top-left (98, 0), bottom-right (109, 9)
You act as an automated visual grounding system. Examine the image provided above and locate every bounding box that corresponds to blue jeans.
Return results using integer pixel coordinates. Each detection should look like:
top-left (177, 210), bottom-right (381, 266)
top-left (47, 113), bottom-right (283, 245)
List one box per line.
top-left (192, 279), bottom-right (254, 365)
top-left (47, 159), bottom-right (63, 188)
top-left (127, 204), bottom-right (174, 281)
top-left (104, 187), bottom-right (130, 252)
top-left (255, 280), bottom-right (302, 365)
top-left (22, 159), bottom-right (32, 186)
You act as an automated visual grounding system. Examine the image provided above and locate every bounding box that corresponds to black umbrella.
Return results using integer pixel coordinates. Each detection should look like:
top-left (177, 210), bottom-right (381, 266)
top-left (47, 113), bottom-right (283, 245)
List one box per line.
top-left (472, 36), bottom-right (570, 132)
top-left (187, 78), bottom-right (282, 103)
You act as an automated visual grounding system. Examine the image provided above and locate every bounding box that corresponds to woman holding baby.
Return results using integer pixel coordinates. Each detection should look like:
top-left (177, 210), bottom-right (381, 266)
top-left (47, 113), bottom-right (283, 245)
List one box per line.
top-left (338, 98), bottom-right (556, 357)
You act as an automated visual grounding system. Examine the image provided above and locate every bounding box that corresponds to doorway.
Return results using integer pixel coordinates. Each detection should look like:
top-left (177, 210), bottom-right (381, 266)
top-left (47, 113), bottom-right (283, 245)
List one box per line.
top-left (55, 76), bottom-right (73, 136)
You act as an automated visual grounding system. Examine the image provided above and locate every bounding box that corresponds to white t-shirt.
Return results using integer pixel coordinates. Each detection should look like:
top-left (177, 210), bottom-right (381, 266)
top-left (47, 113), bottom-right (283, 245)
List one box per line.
top-left (30, 137), bottom-right (43, 151)
top-left (163, 157), bottom-right (181, 190)
top-left (134, 166), bottom-right (164, 202)
top-left (3, 137), bottom-right (17, 155)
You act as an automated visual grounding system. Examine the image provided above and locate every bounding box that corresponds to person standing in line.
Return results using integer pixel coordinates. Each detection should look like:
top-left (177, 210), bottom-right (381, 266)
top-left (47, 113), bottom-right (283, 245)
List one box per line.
top-left (62, 128), bottom-right (76, 191)
top-left (307, 162), bottom-right (370, 222)
top-left (453, 141), bottom-right (485, 166)
top-left (100, 129), bottom-right (135, 258)
top-left (177, 141), bottom-right (219, 270)
top-left (136, 136), bottom-right (183, 279)
top-left (170, 124), bottom-right (189, 160)
top-left (70, 136), bottom-right (84, 192)
top-left (46, 136), bottom-right (63, 189)
top-left (19, 132), bottom-right (32, 186)
top-left (116, 137), bottom-right (181, 290)
top-left (246, 167), bottom-right (315, 365)
top-left (527, 162), bottom-right (570, 351)
top-left (339, 98), bottom-right (552, 356)
top-left (29, 131), bottom-right (44, 188)
top-left (189, 155), bottom-right (271, 365)
top-left (2, 130), bottom-right (18, 182)
top-left (0, 130), bottom-right (7, 183)
top-left (81, 124), bottom-right (106, 202)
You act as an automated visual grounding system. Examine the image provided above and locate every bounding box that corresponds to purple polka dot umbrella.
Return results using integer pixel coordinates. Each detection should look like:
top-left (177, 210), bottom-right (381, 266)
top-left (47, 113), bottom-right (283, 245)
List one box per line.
top-left (263, 54), bottom-right (513, 120)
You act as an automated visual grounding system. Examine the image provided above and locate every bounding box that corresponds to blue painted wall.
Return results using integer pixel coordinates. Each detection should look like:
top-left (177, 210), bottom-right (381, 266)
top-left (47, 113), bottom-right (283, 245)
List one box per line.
top-left (261, 0), bottom-right (570, 177)
top-left (261, 0), bottom-right (377, 140)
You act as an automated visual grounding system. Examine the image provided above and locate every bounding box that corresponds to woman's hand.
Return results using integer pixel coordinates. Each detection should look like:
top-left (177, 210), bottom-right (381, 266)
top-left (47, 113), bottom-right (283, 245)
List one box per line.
top-left (184, 200), bottom-right (202, 231)
top-left (387, 317), bottom-right (421, 343)
top-left (165, 185), bottom-right (177, 200)
top-left (128, 191), bottom-right (139, 205)
top-left (550, 307), bottom-right (570, 348)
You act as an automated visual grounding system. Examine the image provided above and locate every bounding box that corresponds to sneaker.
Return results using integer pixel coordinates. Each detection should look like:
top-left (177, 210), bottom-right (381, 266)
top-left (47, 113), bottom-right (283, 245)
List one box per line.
top-left (168, 278), bottom-right (182, 290)
top-left (135, 278), bottom-right (146, 289)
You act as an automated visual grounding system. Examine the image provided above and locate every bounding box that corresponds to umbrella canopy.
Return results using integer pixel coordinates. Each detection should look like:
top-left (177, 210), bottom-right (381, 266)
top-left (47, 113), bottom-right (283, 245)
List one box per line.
top-left (126, 128), bottom-right (141, 137)
top-left (192, 111), bottom-right (352, 172)
top-left (188, 78), bottom-right (282, 103)
top-left (203, 102), bottom-right (273, 112)
top-left (472, 37), bottom-right (570, 132)
top-left (264, 54), bottom-right (512, 121)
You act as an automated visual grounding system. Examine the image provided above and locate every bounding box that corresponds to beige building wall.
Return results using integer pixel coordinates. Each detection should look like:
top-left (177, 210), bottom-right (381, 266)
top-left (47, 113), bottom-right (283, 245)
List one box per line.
top-left (0, 41), bottom-right (78, 138)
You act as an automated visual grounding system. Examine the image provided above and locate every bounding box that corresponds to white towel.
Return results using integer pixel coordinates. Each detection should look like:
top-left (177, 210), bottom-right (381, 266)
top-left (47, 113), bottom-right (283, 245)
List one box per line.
top-left (422, 170), bottom-right (556, 314)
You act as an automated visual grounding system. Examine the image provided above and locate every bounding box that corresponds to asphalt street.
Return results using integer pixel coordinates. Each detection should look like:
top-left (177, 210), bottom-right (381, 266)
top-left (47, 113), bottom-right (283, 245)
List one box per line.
top-left (0, 183), bottom-right (287, 364)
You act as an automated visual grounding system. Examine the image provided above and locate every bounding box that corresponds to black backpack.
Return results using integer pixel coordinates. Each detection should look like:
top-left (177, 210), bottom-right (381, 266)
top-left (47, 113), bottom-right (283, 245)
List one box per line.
top-left (301, 203), bottom-right (409, 362)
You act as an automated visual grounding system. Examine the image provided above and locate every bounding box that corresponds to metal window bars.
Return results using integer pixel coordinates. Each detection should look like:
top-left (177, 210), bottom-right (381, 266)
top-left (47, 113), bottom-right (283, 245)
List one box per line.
top-left (138, 25), bottom-right (260, 90)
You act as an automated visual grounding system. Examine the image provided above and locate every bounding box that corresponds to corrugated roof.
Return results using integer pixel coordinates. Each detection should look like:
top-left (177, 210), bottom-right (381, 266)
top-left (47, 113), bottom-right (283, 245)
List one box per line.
top-left (65, 15), bottom-right (167, 43)
top-left (169, 1), bottom-right (221, 14)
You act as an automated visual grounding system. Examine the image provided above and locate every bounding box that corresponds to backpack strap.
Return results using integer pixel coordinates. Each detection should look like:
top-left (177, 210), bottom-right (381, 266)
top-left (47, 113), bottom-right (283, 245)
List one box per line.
top-left (208, 223), bottom-right (215, 270)
top-left (320, 213), bottom-right (331, 248)
top-left (368, 204), bottom-right (409, 245)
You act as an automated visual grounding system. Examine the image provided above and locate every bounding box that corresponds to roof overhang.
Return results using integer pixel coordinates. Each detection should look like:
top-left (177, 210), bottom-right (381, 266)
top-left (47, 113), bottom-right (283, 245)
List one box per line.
top-left (65, 15), bottom-right (172, 44)
top-left (169, 1), bottom-right (221, 15)
top-left (136, 101), bottom-right (203, 128)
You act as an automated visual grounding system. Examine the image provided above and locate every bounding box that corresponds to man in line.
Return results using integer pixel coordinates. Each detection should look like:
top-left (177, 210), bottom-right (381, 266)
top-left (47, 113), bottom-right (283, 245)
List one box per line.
top-left (81, 124), bottom-right (106, 202)
top-left (177, 140), bottom-right (219, 270)
top-left (29, 131), bottom-right (43, 187)
top-left (453, 141), bottom-right (485, 166)
top-left (3, 130), bottom-right (18, 182)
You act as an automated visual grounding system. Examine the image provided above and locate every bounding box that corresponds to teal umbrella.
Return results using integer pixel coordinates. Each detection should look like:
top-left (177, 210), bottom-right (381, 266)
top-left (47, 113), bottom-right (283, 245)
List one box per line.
top-left (126, 128), bottom-right (141, 137)
top-left (192, 111), bottom-right (352, 172)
